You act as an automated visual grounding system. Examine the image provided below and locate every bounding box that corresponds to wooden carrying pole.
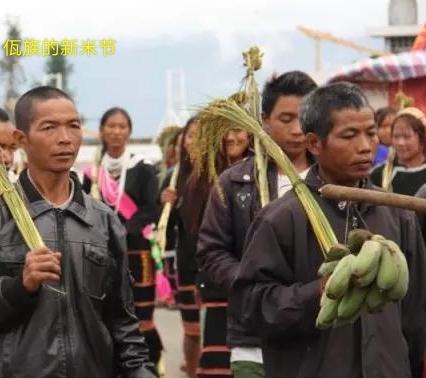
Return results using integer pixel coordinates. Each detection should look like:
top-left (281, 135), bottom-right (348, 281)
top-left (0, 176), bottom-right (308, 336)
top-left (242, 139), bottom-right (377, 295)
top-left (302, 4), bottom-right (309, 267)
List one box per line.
top-left (320, 184), bottom-right (426, 213)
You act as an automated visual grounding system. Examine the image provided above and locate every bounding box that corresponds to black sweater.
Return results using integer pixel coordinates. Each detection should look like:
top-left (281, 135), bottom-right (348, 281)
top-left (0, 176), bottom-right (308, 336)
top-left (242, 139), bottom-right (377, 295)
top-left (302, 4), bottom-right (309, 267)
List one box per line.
top-left (82, 158), bottom-right (159, 251)
top-left (370, 161), bottom-right (426, 196)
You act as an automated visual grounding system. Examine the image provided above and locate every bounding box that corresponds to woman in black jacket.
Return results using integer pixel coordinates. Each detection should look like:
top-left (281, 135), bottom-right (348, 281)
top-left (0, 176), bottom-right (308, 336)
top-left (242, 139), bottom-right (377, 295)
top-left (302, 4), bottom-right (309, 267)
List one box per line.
top-left (197, 129), bottom-right (251, 378)
top-left (371, 107), bottom-right (426, 195)
top-left (82, 107), bottom-right (163, 372)
top-left (161, 121), bottom-right (250, 377)
top-left (161, 117), bottom-right (203, 377)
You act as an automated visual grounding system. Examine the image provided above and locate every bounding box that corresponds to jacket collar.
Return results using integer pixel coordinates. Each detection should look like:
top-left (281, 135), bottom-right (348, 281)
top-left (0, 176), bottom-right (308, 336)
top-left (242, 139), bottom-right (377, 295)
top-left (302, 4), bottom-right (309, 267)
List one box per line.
top-left (18, 169), bottom-right (93, 226)
top-left (304, 164), bottom-right (375, 214)
top-left (229, 156), bottom-right (278, 182)
top-left (229, 156), bottom-right (279, 200)
top-left (229, 156), bottom-right (256, 183)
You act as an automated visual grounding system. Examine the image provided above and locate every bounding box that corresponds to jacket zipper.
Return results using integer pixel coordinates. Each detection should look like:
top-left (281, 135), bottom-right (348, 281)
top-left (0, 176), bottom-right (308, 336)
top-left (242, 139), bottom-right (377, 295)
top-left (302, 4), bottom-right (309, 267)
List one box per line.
top-left (55, 209), bottom-right (73, 378)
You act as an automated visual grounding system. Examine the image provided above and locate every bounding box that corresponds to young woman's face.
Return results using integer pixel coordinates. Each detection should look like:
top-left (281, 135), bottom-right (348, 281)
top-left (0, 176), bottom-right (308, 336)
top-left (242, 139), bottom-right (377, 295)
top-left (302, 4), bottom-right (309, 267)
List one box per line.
top-left (164, 143), bottom-right (177, 167)
top-left (377, 113), bottom-right (395, 146)
top-left (392, 117), bottom-right (424, 165)
top-left (224, 129), bottom-right (250, 163)
top-left (174, 133), bottom-right (183, 161)
top-left (183, 121), bottom-right (198, 157)
top-left (0, 122), bottom-right (17, 170)
top-left (100, 112), bottom-right (131, 152)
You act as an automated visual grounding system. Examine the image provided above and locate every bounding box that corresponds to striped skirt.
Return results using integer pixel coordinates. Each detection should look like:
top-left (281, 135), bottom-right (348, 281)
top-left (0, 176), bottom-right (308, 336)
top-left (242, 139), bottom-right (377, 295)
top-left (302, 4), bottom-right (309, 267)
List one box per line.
top-left (176, 283), bottom-right (201, 337)
top-left (163, 249), bottom-right (178, 305)
top-left (197, 301), bottom-right (232, 377)
top-left (128, 250), bottom-right (164, 365)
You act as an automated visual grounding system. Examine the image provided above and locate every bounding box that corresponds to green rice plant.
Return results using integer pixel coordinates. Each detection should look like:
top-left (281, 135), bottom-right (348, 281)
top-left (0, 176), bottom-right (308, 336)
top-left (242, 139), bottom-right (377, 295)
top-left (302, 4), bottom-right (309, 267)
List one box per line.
top-left (0, 164), bottom-right (65, 294)
top-left (199, 99), bottom-right (338, 256)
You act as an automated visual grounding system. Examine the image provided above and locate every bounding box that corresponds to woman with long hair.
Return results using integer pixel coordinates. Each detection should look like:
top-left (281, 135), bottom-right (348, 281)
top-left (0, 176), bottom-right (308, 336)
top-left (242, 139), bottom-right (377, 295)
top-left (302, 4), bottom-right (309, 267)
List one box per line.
top-left (82, 107), bottom-right (163, 372)
top-left (196, 128), bottom-right (251, 378)
top-left (371, 107), bottom-right (426, 195)
top-left (160, 128), bottom-right (184, 308)
top-left (161, 117), bottom-right (204, 377)
top-left (162, 120), bottom-right (251, 377)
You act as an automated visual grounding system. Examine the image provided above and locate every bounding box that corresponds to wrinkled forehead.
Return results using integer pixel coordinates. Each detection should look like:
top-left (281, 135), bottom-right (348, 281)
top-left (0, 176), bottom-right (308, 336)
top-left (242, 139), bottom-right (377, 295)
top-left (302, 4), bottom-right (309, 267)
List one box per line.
top-left (30, 98), bottom-right (79, 125)
top-left (331, 107), bottom-right (375, 128)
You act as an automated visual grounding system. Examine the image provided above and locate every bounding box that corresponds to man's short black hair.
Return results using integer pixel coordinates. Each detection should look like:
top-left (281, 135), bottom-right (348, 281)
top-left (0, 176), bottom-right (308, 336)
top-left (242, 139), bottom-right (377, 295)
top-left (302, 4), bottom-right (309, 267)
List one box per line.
top-left (300, 82), bottom-right (372, 140)
top-left (261, 71), bottom-right (318, 117)
top-left (14, 86), bottom-right (73, 133)
top-left (0, 108), bottom-right (10, 122)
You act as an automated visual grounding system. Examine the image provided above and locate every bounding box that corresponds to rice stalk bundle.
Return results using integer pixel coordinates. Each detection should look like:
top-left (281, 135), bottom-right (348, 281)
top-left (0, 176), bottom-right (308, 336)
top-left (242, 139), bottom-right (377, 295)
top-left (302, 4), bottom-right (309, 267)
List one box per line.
top-left (241, 47), bottom-right (270, 207)
top-left (199, 99), bottom-right (338, 255)
top-left (0, 164), bottom-right (44, 249)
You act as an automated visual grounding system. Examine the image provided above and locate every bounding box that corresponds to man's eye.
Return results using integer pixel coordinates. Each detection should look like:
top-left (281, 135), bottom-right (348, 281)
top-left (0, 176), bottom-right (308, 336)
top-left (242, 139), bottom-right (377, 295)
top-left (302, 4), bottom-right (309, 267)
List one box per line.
top-left (341, 133), bottom-right (355, 139)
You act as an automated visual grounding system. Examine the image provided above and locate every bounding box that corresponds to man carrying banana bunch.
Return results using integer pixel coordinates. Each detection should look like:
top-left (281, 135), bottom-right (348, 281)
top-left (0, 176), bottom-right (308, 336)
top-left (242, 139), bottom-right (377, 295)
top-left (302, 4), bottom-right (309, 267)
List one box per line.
top-left (233, 82), bottom-right (426, 378)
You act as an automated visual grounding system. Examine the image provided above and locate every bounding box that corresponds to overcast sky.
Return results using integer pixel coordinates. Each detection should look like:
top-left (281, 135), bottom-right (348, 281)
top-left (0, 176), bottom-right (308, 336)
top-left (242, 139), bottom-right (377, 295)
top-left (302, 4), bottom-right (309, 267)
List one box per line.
top-left (2, 0), bottom-right (425, 39)
top-left (1, 0), bottom-right (425, 136)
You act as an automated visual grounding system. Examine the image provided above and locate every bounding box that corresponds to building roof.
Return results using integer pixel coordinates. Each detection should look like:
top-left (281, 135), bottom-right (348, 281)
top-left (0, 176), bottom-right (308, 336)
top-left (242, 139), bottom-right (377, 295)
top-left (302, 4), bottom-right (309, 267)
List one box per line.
top-left (328, 50), bottom-right (426, 83)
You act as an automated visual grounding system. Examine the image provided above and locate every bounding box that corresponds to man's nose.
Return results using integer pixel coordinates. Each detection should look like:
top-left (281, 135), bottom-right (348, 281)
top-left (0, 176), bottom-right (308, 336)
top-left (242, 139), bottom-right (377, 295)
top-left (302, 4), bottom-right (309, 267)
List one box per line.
top-left (57, 126), bottom-right (72, 143)
top-left (290, 120), bottom-right (304, 136)
top-left (358, 133), bottom-right (373, 152)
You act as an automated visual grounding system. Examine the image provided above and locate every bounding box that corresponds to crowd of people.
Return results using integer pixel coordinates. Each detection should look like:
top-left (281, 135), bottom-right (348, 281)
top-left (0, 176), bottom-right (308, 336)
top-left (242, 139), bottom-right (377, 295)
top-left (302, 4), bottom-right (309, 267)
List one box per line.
top-left (0, 69), bottom-right (426, 378)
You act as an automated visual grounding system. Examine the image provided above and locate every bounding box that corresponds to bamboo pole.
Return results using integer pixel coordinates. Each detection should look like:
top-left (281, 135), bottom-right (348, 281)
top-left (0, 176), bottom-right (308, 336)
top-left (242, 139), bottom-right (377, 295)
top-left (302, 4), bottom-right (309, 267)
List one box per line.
top-left (320, 184), bottom-right (426, 213)
top-left (156, 162), bottom-right (181, 254)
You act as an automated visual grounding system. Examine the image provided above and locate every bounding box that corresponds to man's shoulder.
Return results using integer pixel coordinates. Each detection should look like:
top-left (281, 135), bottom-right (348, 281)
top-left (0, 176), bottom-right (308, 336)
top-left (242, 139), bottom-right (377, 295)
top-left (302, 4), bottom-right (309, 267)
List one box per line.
top-left (83, 192), bottom-right (115, 218)
top-left (220, 156), bottom-right (276, 184)
top-left (128, 156), bottom-right (158, 178)
top-left (220, 156), bottom-right (255, 182)
top-left (255, 190), bottom-right (300, 223)
top-left (82, 193), bottom-right (127, 237)
top-left (365, 185), bottom-right (413, 216)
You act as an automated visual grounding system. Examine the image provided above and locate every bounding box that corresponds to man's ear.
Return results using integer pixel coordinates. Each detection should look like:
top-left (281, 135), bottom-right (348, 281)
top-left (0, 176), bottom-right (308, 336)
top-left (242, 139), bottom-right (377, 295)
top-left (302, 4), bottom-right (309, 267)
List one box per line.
top-left (13, 129), bottom-right (27, 148)
top-left (306, 132), bottom-right (322, 157)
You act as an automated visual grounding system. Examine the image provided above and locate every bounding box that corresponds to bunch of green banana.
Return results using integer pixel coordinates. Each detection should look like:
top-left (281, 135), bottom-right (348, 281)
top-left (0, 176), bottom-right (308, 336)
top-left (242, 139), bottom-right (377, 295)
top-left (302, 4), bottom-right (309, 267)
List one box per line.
top-left (316, 229), bottom-right (409, 330)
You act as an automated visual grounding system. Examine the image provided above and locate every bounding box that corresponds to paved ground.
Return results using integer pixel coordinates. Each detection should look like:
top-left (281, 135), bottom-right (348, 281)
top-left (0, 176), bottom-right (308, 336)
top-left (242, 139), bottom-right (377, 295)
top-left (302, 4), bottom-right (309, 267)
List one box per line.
top-left (155, 307), bottom-right (187, 377)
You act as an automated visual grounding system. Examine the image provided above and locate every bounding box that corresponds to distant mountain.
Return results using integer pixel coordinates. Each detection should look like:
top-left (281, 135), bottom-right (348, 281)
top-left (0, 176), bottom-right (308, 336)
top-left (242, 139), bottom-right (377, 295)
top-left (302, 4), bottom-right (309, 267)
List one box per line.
top-left (12, 31), bottom-right (384, 137)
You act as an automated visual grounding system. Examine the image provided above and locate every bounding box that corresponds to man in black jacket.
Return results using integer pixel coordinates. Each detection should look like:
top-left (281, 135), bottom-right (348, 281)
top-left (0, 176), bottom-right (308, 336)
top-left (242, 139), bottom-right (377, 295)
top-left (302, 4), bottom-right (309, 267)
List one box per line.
top-left (0, 86), bottom-right (156, 378)
top-left (233, 82), bottom-right (426, 377)
top-left (197, 71), bottom-right (317, 377)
